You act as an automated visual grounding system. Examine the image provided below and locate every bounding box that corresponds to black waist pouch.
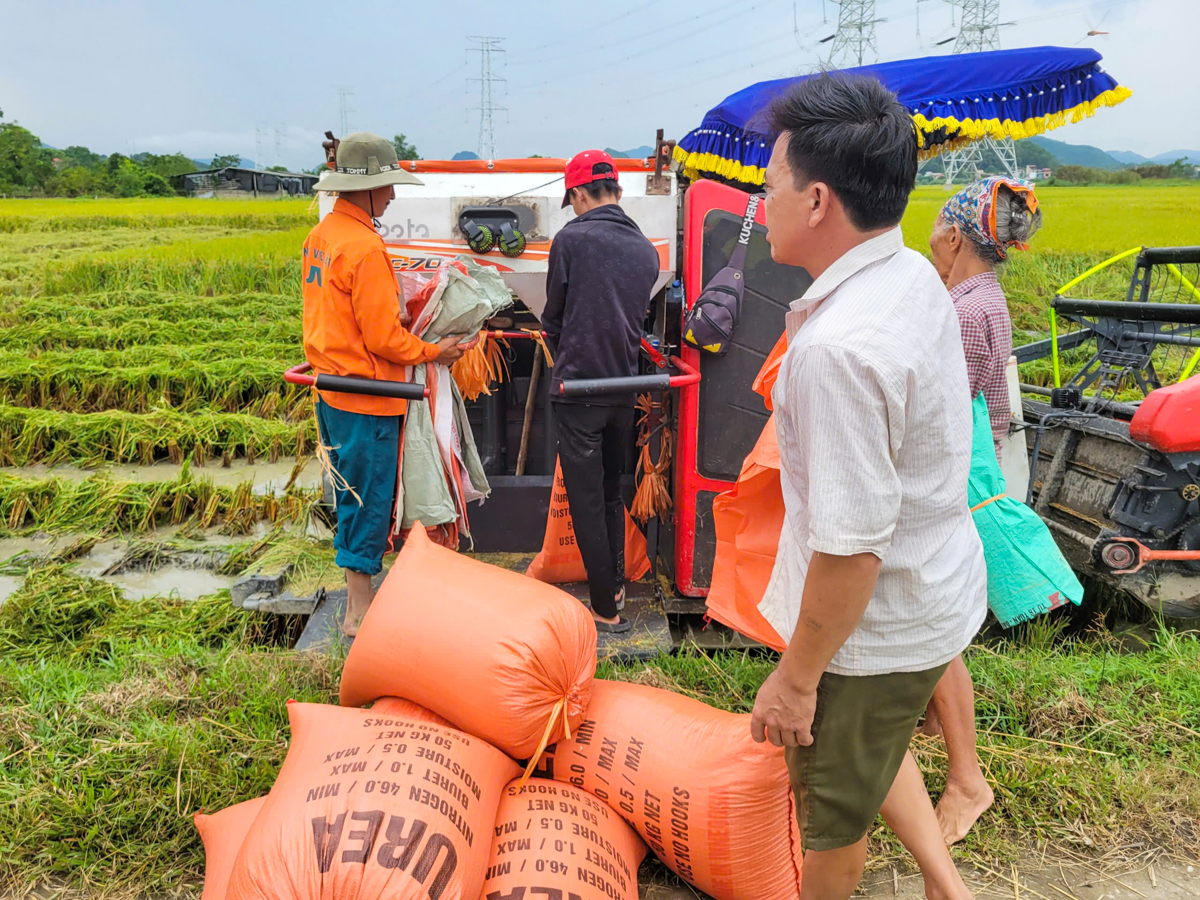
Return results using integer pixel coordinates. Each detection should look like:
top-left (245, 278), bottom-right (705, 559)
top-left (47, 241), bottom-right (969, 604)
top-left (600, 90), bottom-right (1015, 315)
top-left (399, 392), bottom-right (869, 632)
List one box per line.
top-left (682, 192), bottom-right (759, 357)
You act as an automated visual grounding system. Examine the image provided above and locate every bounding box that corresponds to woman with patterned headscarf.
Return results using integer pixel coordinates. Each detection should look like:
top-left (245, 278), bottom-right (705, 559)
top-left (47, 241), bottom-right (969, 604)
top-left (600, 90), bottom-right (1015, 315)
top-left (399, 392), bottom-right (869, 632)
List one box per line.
top-left (932, 176), bottom-right (1043, 458)
top-left (923, 176), bottom-right (1043, 845)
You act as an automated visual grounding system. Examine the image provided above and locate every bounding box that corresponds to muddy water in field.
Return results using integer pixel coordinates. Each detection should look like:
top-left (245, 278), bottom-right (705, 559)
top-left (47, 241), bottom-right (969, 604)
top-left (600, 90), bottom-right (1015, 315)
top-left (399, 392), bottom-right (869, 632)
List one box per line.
top-left (99, 567), bottom-right (236, 601)
top-left (0, 457), bottom-right (323, 495)
top-left (0, 458), bottom-right (313, 605)
top-left (0, 529), bottom-right (247, 606)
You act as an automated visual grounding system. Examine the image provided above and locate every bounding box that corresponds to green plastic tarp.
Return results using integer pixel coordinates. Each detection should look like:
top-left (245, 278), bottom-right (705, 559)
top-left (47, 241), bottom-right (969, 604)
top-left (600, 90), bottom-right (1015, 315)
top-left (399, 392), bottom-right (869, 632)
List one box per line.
top-left (968, 393), bottom-right (1083, 627)
top-left (400, 258), bottom-right (512, 535)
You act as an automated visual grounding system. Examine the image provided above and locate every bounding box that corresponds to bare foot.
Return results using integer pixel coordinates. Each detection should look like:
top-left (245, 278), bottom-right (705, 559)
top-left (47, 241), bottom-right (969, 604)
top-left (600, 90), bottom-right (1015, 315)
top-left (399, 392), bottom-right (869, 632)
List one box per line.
top-left (341, 607), bottom-right (366, 638)
top-left (936, 779), bottom-right (995, 845)
top-left (343, 571), bottom-right (374, 638)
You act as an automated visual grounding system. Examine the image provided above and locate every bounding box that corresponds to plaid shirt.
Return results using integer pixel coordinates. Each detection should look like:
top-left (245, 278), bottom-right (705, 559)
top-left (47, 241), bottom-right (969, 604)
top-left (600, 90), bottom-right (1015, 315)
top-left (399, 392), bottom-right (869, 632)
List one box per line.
top-left (950, 271), bottom-right (1012, 454)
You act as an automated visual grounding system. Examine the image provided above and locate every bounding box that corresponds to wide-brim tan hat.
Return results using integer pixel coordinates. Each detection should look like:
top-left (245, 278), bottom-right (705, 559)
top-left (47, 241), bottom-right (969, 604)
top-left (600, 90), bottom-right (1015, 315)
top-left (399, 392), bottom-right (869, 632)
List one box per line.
top-left (315, 131), bottom-right (423, 192)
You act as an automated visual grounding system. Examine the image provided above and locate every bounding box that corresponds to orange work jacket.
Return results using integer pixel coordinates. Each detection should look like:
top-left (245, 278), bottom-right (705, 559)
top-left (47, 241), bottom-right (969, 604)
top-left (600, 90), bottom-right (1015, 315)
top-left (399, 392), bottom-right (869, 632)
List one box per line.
top-left (302, 198), bottom-right (439, 416)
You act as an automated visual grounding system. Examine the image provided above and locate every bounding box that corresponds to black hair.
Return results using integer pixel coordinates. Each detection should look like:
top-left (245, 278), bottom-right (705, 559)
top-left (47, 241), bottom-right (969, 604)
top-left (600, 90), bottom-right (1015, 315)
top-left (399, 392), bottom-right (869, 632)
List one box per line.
top-left (767, 74), bottom-right (918, 231)
top-left (573, 165), bottom-right (621, 204)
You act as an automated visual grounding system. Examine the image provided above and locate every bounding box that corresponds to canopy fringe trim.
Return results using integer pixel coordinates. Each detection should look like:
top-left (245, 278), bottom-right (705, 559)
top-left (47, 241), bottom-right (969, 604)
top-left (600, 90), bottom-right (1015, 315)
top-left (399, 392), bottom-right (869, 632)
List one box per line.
top-left (675, 84), bottom-right (1132, 185)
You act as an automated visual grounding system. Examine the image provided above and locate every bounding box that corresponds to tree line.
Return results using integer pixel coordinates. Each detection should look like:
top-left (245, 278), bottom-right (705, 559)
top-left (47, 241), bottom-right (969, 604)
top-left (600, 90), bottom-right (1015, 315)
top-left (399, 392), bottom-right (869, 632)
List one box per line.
top-left (1052, 159), bottom-right (1197, 185)
top-left (0, 112), bottom-right (297, 198)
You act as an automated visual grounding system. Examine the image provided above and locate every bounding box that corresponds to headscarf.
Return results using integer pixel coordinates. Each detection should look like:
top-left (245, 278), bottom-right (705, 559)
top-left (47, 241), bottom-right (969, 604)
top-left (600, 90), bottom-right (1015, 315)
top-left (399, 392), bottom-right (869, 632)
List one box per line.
top-left (939, 176), bottom-right (1040, 260)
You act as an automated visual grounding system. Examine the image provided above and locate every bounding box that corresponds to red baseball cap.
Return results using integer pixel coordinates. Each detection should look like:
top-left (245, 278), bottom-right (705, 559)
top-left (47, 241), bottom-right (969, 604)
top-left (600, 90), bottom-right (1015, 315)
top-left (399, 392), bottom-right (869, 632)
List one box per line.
top-left (562, 150), bottom-right (619, 208)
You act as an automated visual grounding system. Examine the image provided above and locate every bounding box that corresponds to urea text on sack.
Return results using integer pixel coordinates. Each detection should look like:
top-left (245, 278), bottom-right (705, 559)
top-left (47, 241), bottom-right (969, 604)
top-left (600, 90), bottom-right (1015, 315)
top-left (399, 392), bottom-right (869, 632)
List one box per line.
top-left (310, 810), bottom-right (458, 898)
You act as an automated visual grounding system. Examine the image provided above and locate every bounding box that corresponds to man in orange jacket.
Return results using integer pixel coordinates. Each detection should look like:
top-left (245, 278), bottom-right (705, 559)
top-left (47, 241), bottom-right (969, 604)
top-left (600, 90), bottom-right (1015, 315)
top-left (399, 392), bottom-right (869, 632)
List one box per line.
top-left (304, 132), bottom-right (469, 637)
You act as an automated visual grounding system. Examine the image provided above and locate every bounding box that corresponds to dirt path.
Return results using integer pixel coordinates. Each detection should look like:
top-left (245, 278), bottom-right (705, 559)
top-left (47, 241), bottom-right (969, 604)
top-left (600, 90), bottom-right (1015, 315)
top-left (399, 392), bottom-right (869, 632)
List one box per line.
top-left (641, 855), bottom-right (1200, 899)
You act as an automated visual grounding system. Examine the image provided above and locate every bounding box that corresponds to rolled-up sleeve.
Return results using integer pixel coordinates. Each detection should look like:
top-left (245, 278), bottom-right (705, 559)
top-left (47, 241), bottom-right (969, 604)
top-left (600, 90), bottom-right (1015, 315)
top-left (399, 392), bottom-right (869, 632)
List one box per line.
top-left (784, 344), bottom-right (904, 559)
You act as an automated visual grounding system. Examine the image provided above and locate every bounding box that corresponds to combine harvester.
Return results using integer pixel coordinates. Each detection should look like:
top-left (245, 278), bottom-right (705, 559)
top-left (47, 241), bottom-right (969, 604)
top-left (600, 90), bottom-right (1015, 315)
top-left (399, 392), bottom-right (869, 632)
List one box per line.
top-left (287, 46), bottom-right (1199, 651)
top-left (1014, 248), bottom-right (1200, 616)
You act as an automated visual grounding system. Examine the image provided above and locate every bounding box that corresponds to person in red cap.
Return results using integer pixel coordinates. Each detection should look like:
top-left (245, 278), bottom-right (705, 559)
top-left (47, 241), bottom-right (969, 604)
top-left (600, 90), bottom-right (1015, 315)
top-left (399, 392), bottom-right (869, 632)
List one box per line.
top-left (542, 150), bottom-right (659, 633)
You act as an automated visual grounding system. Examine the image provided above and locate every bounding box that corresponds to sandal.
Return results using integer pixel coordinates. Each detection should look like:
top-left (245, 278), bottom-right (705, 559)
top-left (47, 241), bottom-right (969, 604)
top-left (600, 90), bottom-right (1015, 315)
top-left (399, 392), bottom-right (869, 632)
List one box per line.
top-left (614, 586), bottom-right (626, 612)
top-left (594, 615), bottom-right (633, 634)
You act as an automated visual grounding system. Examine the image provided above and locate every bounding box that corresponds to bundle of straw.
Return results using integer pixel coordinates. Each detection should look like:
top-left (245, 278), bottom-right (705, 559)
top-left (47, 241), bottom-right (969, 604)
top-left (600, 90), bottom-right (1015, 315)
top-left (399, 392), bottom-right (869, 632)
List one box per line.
top-left (451, 337), bottom-right (510, 401)
top-left (631, 394), bottom-right (673, 524)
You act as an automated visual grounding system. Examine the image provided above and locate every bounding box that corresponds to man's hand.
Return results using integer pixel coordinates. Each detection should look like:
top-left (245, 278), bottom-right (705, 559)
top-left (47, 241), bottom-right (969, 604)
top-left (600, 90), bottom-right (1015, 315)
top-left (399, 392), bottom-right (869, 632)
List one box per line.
top-left (434, 334), bottom-right (469, 364)
top-left (751, 663), bottom-right (817, 748)
top-left (749, 551), bottom-right (882, 747)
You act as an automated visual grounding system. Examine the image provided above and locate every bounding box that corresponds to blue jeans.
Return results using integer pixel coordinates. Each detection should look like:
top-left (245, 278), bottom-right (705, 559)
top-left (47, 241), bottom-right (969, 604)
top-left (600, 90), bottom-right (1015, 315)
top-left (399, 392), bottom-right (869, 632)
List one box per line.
top-left (315, 401), bottom-right (401, 575)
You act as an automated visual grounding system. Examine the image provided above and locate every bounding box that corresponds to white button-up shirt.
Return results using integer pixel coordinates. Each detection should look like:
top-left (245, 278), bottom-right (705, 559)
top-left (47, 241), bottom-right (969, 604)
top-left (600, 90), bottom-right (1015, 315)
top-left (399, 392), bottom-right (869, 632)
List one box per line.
top-left (759, 227), bottom-right (987, 676)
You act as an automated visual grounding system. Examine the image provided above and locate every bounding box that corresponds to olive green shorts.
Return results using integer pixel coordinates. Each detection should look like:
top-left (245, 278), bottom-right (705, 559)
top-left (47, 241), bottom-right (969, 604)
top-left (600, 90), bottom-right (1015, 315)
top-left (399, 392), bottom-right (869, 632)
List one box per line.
top-left (784, 663), bottom-right (949, 852)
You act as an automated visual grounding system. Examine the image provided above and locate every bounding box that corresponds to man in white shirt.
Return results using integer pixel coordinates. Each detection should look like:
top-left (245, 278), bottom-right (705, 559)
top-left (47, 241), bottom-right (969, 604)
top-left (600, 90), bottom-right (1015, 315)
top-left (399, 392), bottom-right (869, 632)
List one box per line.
top-left (749, 74), bottom-right (986, 900)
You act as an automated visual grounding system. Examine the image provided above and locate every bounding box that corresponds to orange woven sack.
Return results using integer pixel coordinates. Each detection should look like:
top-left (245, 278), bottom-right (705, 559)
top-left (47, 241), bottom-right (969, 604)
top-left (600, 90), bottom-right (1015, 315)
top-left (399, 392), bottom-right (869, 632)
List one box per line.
top-left (707, 416), bottom-right (787, 651)
top-left (372, 696), bottom-right (453, 727)
top-left (531, 679), bottom-right (802, 900)
top-left (482, 779), bottom-right (647, 900)
top-left (194, 797), bottom-right (266, 900)
top-left (227, 702), bottom-right (519, 900)
top-left (525, 458), bottom-right (651, 584)
top-left (340, 525), bottom-right (597, 762)
top-left (706, 331), bottom-right (789, 650)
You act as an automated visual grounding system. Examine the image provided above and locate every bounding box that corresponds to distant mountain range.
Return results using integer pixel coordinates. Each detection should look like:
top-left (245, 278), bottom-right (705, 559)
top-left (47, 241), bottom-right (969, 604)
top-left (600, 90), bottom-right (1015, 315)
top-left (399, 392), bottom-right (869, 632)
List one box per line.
top-left (605, 145), bottom-right (655, 159)
top-left (1026, 137), bottom-right (1199, 169)
top-left (1106, 149), bottom-right (1200, 165)
top-left (1027, 137), bottom-right (1123, 169)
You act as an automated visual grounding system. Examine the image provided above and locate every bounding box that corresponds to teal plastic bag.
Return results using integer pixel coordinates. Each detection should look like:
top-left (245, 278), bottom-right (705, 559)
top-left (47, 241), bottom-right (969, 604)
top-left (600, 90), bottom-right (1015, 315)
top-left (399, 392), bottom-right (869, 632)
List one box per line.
top-left (968, 393), bottom-right (1083, 627)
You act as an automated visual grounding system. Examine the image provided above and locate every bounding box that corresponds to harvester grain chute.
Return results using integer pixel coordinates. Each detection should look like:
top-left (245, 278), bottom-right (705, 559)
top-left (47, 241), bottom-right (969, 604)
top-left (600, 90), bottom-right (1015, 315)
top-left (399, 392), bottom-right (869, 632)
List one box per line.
top-left (287, 45), bottom-right (1199, 650)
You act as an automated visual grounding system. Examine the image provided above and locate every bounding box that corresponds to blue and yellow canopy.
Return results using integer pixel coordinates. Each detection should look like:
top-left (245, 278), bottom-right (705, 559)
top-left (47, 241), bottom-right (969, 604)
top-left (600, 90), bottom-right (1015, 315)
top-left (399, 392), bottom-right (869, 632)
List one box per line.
top-left (675, 46), bottom-right (1132, 187)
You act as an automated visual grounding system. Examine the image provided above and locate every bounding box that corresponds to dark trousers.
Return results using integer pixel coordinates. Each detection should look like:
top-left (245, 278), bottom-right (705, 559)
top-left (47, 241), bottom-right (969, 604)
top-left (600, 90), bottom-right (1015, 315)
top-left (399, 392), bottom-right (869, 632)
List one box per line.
top-left (553, 402), bottom-right (635, 619)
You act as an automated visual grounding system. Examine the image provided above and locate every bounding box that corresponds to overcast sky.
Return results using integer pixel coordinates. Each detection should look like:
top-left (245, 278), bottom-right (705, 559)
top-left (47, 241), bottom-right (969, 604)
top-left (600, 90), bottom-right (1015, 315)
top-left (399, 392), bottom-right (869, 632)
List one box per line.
top-left (2, 0), bottom-right (1194, 170)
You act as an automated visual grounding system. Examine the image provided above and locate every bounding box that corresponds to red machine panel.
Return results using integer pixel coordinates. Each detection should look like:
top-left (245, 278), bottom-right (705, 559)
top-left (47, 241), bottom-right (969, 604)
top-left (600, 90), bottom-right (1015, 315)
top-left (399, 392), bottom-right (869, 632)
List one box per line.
top-left (673, 180), bottom-right (812, 596)
top-left (1130, 376), bottom-right (1200, 454)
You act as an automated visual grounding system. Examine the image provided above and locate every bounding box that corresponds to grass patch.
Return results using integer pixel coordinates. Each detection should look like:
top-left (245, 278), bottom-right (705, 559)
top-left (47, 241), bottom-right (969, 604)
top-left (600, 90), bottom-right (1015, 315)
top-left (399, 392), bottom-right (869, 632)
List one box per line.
top-left (11, 292), bottom-right (295, 324)
top-left (0, 347), bottom-right (306, 416)
top-left (0, 315), bottom-right (300, 352)
top-left (0, 565), bottom-right (336, 892)
top-left (240, 531), bottom-right (340, 597)
top-left (0, 468), bottom-right (319, 537)
top-left (0, 603), bottom-right (1195, 894)
top-left (902, 183), bottom-right (1200, 253)
top-left (42, 257), bottom-right (301, 296)
top-left (0, 211), bottom-right (314, 234)
top-left (0, 406), bottom-right (315, 466)
top-left (601, 630), bottom-right (1200, 865)
top-left (0, 197), bottom-right (314, 218)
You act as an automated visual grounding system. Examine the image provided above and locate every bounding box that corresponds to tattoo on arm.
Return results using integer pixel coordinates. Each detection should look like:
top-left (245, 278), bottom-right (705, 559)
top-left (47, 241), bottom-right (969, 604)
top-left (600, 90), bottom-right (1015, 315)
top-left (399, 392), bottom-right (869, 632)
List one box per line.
top-left (800, 614), bottom-right (823, 634)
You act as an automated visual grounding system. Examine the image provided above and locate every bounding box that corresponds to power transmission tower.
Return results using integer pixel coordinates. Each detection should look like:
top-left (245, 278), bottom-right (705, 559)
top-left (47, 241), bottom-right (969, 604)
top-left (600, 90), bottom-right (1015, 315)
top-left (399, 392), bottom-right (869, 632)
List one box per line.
top-left (942, 0), bottom-right (1018, 183)
top-left (467, 36), bottom-right (506, 159)
top-left (953, 0), bottom-right (1001, 52)
top-left (828, 0), bottom-right (879, 68)
top-left (254, 128), bottom-right (264, 171)
top-left (338, 87), bottom-right (356, 138)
